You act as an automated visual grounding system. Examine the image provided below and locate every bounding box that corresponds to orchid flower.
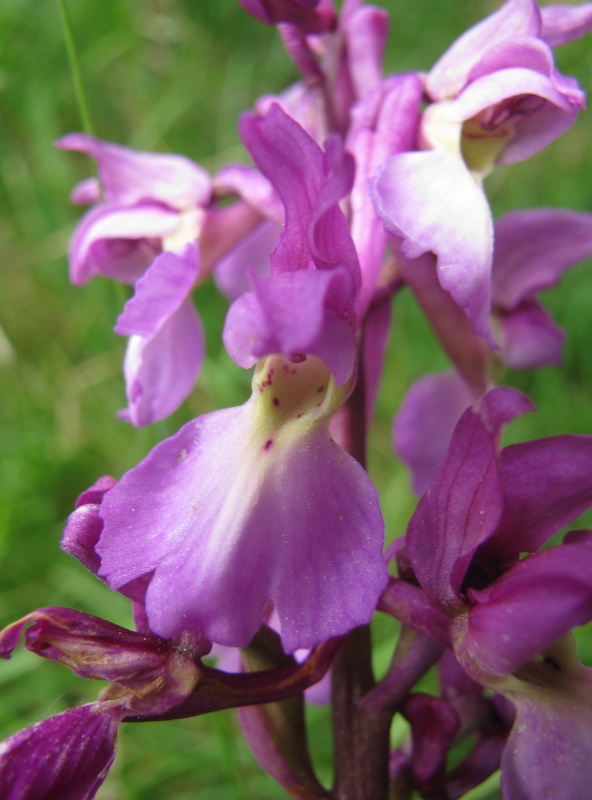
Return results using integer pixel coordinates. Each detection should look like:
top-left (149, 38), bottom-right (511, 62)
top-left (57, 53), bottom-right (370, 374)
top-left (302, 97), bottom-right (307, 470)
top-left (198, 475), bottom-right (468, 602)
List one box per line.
top-left (381, 387), bottom-right (592, 798)
top-left (88, 105), bottom-right (388, 653)
top-left (394, 207), bottom-right (592, 493)
top-left (370, 0), bottom-right (592, 340)
top-left (58, 134), bottom-right (279, 425)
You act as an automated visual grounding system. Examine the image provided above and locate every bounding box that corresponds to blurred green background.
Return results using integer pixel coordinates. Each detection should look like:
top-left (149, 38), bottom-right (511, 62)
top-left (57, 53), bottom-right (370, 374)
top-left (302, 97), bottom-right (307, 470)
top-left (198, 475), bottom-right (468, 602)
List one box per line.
top-left (1, 1), bottom-right (592, 798)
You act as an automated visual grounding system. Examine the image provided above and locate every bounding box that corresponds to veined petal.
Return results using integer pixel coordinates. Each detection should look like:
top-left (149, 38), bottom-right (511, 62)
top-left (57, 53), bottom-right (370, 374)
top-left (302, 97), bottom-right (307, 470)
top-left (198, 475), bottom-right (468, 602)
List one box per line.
top-left (57, 133), bottom-right (211, 210)
top-left (115, 246), bottom-right (204, 426)
top-left (240, 104), bottom-right (359, 295)
top-left (370, 150), bottom-right (494, 341)
top-left (120, 301), bottom-right (204, 427)
top-left (223, 269), bottom-right (356, 386)
top-left (395, 371), bottom-right (480, 496)
top-left (467, 533), bottom-right (592, 675)
top-left (426, 0), bottom-right (541, 100)
top-left (497, 300), bottom-right (565, 370)
top-left (69, 203), bottom-right (178, 285)
top-left (483, 435), bottom-right (592, 564)
top-left (492, 209), bottom-right (592, 310)
top-left (541, 3), bottom-right (592, 47)
top-left (500, 644), bottom-right (592, 800)
top-left (97, 356), bottom-right (387, 652)
top-left (0, 703), bottom-right (122, 800)
top-left (406, 388), bottom-right (532, 611)
top-left (214, 219), bottom-right (278, 300)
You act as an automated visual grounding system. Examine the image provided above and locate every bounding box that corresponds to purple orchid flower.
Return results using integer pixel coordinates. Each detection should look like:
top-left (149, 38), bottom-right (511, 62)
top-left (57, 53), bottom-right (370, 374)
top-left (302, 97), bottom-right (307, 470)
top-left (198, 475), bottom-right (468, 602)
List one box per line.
top-left (86, 105), bottom-right (388, 654)
top-left (370, 0), bottom-right (592, 340)
top-left (58, 134), bottom-right (276, 426)
top-left (237, 0), bottom-right (336, 32)
top-left (382, 387), bottom-right (592, 798)
top-left (0, 608), bottom-right (204, 800)
top-left (394, 207), bottom-right (592, 494)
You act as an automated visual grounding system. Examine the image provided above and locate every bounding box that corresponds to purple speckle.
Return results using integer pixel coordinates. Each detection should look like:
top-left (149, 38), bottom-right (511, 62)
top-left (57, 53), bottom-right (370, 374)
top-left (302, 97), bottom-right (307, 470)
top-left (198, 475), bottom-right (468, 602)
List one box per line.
top-left (272, 397), bottom-right (280, 406)
top-left (263, 439), bottom-right (273, 451)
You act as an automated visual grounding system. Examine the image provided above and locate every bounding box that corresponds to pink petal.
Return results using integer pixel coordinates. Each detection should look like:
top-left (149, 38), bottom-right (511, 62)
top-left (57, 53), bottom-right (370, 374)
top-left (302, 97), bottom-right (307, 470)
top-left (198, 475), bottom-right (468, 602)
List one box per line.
top-left (426, 0), bottom-right (541, 100)
top-left (57, 133), bottom-right (211, 210)
top-left (97, 384), bottom-right (387, 652)
top-left (116, 245), bottom-right (204, 426)
top-left (0, 704), bottom-right (121, 800)
top-left (467, 533), bottom-right (592, 675)
top-left (395, 372), bottom-right (480, 496)
top-left (541, 3), bottom-right (592, 47)
top-left (223, 269), bottom-right (356, 386)
top-left (69, 203), bottom-right (178, 285)
top-left (370, 150), bottom-right (494, 341)
top-left (492, 208), bottom-right (592, 309)
top-left (497, 301), bottom-right (565, 370)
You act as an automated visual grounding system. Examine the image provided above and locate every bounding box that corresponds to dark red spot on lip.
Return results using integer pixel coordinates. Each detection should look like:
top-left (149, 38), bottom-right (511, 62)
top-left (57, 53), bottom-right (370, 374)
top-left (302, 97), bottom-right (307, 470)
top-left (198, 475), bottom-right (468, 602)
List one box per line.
top-left (272, 397), bottom-right (280, 406)
top-left (316, 385), bottom-right (325, 393)
top-left (263, 439), bottom-right (273, 451)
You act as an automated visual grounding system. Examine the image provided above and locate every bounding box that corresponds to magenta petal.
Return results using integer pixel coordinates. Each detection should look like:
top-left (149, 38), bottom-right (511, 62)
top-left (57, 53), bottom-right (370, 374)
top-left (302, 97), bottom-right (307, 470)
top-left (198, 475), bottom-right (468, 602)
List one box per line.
top-left (0, 703), bottom-right (121, 800)
top-left (69, 203), bottom-right (178, 285)
top-left (61, 476), bottom-right (116, 576)
top-left (370, 150), bottom-right (494, 341)
top-left (120, 300), bottom-right (204, 426)
top-left (96, 402), bottom-right (387, 652)
top-left (342, 6), bottom-right (389, 98)
top-left (214, 219), bottom-right (278, 300)
top-left (501, 665), bottom-right (592, 800)
top-left (541, 3), bottom-right (592, 47)
top-left (223, 269), bottom-right (356, 385)
top-left (406, 388), bottom-right (533, 610)
top-left (426, 0), bottom-right (541, 99)
top-left (116, 245), bottom-right (204, 426)
top-left (347, 74), bottom-right (422, 313)
top-left (395, 371), bottom-right (480, 496)
top-left (484, 435), bottom-right (592, 564)
top-left (56, 133), bottom-right (211, 210)
top-left (240, 104), bottom-right (359, 288)
top-left (467, 534), bottom-right (592, 675)
top-left (497, 300), bottom-right (565, 369)
top-left (492, 209), bottom-right (592, 309)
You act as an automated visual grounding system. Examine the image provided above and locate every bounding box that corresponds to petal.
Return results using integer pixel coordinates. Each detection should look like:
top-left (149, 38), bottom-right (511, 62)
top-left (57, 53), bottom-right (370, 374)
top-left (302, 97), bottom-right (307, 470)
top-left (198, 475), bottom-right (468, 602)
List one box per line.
top-left (237, 0), bottom-right (335, 32)
top-left (402, 693), bottom-right (460, 797)
top-left (240, 104), bottom-right (359, 294)
top-left (492, 209), bottom-right (592, 310)
top-left (497, 300), bottom-right (565, 370)
top-left (0, 704), bottom-right (121, 800)
top-left (116, 245), bottom-right (204, 426)
top-left (120, 301), bottom-right (204, 426)
top-left (394, 371), bottom-right (480, 496)
top-left (450, 67), bottom-right (583, 163)
top-left (69, 203), bottom-right (178, 285)
top-left (346, 73), bottom-right (422, 313)
top-left (214, 219), bottom-right (278, 300)
top-left (467, 534), bottom-right (592, 675)
top-left (426, 0), bottom-right (541, 100)
top-left (57, 133), bottom-right (211, 210)
top-left (501, 659), bottom-right (592, 800)
top-left (342, 6), bottom-right (389, 98)
top-left (483, 435), bottom-right (592, 565)
top-left (393, 246), bottom-right (489, 390)
top-left (406, 388), bottom-right (532, 610)
top-left (370, 150), bottom-right (494, 341)
top-left (223, 269), bottom-right (356, 386)
top-left (97, 381), bottom-right (387, 653)
top-left (61, 477), bottom-right (116, 576)
top-left (541, 3), bottom-right (592, 47)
